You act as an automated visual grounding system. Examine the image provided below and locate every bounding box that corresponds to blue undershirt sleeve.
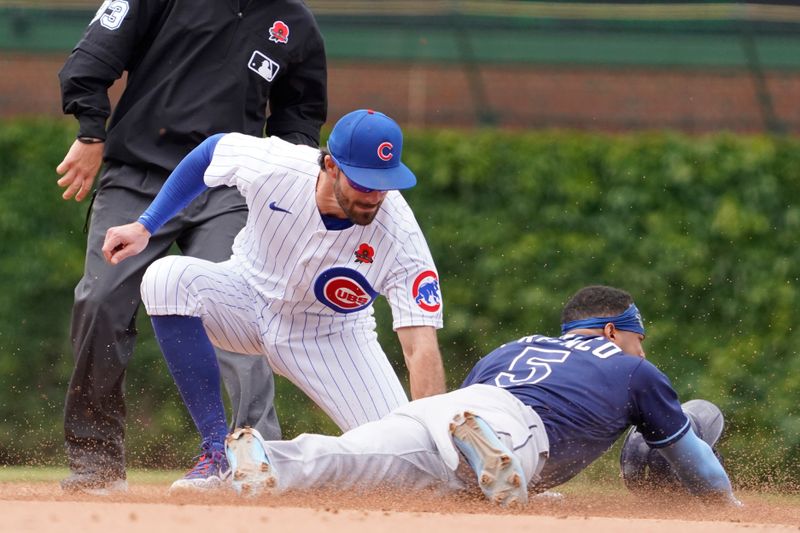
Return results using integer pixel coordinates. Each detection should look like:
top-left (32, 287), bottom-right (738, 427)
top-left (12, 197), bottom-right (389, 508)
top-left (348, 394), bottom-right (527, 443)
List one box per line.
top-left (137, 134), bottom-right (224, 234)
top-left (657, 427), bottom-right (737, 502)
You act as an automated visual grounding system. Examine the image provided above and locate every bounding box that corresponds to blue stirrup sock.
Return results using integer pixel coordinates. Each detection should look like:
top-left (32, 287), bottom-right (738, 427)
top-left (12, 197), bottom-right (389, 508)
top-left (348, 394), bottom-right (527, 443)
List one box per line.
top-left (151, 315), bottom-right (229, 447)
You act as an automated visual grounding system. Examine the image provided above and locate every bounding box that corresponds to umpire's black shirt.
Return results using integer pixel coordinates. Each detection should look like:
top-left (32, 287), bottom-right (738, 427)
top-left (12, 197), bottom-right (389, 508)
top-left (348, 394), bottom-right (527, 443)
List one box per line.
top-left (59, 0), bottom-right (327, 172)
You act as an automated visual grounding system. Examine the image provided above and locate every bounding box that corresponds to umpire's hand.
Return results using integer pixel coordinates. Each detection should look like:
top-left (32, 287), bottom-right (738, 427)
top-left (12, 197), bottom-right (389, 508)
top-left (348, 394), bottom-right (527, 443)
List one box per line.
top-left (103, 222), bottom-right (151, 265)
top-left (56, 139), bottom-right (104, 201)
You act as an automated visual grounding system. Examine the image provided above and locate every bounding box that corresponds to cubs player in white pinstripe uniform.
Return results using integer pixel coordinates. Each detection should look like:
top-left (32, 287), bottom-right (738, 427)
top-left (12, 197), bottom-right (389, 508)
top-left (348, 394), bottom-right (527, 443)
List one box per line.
top-left (102, 109), bottom-right (446, 491)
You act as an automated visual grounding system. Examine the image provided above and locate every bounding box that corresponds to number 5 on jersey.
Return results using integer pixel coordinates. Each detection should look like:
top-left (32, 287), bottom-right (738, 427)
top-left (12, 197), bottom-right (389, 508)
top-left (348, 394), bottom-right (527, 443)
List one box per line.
top-left (494, 346), bottom-right (571, 387)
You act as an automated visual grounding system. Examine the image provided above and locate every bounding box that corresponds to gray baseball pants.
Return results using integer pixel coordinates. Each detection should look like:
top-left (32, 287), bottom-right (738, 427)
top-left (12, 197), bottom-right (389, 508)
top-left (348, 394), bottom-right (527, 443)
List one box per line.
top-left (64, 162), bottom-right (281, 479)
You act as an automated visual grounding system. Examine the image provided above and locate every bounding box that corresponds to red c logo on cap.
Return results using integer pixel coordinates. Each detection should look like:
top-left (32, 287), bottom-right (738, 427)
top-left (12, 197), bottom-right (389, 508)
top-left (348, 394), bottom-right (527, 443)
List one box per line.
top-left (377, 142), bottom-right (393, 161)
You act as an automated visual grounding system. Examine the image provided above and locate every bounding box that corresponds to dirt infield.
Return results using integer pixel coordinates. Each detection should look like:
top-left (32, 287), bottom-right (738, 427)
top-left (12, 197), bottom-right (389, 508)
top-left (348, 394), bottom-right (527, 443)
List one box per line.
top-left (1, 482), bottom-right (797, 533)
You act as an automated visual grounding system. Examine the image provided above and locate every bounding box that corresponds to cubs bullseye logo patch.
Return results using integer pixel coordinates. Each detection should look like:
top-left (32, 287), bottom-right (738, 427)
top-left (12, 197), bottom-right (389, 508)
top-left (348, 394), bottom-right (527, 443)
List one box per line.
top-left (412, 270), bottom-right (441, 313)
top-left (314, 267), bottom-right (378, 314)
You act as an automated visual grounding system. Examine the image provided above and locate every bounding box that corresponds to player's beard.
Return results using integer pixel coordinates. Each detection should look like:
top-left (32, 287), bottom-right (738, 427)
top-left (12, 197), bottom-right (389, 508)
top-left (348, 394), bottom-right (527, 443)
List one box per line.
top-left (333, 178), bottom-right (384, 225)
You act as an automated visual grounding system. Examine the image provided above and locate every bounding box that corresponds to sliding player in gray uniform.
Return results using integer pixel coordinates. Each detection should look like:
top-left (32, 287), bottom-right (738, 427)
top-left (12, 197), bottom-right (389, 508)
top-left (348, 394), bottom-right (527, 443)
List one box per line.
top-left (102, 109), bottom-right (446, 491)
top-left (222, 285), bottom-right (739, 507)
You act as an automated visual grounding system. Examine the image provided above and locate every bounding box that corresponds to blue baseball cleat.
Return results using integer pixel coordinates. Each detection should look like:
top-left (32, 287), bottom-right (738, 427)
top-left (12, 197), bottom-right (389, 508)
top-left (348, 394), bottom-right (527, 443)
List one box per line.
top-left (451, 411), bottom-right (528, 506)
top-left (225, 426), bottom-right (278, 498)
top-left (169, 441), bottom-right (230, 493)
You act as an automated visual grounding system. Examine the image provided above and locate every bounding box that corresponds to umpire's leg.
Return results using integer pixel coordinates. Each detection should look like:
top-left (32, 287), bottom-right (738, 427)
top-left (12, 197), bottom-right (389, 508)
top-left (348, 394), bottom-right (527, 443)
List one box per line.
top-left (64, 164), bottom-right (178, 485)
top-left (216, 351), bottom-right (281, 440)
top-left (177, 184), bottom-right (281, 441)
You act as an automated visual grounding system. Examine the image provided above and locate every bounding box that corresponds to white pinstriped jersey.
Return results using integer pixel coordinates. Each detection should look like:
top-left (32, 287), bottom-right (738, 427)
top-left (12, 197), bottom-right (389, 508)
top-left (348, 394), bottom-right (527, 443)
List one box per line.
top-left (204, 133), bottom-right (443, 330)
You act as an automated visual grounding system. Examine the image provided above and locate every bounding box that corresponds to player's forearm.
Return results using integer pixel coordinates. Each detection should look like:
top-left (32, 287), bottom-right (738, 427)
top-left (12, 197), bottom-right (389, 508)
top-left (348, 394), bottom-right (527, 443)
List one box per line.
top-left (405, 348), bottom-right (446, 399)
top-left (396, 326), bottom-right (446, 399)
top-left (137, 134), bottom-right (222, 233)
top-left (657, 428), bottom-right (735, 501)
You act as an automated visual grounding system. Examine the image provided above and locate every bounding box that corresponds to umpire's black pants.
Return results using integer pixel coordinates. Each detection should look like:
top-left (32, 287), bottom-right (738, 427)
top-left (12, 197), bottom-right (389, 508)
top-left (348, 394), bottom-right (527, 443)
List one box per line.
top-left (64, 163), bottom-right (282, 478)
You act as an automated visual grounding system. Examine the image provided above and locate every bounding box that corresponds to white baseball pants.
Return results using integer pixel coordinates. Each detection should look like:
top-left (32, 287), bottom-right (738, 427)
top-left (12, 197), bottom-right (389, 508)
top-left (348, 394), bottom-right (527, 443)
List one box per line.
top-left (141, 256), bottom-right (409, 431)
top-left (262, 384), bottom-right (550, 493)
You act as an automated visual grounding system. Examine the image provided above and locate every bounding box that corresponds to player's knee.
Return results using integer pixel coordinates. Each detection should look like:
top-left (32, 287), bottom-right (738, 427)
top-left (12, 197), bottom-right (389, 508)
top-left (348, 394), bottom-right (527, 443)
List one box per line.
top-left (140, 256), bottom-right (188, 312)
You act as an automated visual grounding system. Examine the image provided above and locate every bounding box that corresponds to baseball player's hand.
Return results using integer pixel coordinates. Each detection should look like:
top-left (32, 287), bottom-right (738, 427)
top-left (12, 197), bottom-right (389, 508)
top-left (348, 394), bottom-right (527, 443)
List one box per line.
top-left (103, 222), bottom-right (151, 265)
top-left (56, 139), bottom-right (104, 201)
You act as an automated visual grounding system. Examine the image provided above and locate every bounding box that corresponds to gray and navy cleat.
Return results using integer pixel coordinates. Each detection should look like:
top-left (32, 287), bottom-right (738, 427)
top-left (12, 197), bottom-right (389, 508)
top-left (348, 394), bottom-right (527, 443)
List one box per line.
top-left (225, 426), bottom-right (278, 498)
top-left (451, 411), bottom-right (528, 506)
top-left (169, 441), bottom-right (230, 493)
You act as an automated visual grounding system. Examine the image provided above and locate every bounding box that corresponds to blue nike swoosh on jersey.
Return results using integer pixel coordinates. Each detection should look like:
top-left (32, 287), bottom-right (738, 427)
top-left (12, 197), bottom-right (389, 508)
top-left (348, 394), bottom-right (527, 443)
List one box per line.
top-left (269, 201), bottom-right (292, 214)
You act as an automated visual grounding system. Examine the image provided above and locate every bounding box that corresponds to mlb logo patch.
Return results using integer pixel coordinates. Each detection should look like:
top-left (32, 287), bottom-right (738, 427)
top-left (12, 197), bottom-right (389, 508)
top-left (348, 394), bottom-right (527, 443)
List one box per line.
top-left (248, 51), bottom-right (280, 82)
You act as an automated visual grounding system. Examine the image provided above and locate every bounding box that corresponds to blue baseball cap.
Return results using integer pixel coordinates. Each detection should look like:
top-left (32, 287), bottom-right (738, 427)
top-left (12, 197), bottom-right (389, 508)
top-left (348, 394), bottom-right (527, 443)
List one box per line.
top-left (327, 109), bottom-right (417, 191)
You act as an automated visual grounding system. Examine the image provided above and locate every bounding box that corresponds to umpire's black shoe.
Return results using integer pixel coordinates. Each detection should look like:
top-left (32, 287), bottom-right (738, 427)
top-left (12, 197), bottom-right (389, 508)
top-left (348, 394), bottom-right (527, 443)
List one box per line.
top-left (60, 471), bottom-right (128, 496)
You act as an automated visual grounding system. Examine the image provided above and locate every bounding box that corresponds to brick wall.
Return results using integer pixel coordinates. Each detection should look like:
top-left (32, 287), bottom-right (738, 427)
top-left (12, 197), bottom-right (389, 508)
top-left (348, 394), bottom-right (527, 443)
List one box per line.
top-left (2, 53), bottom-right (798, 133)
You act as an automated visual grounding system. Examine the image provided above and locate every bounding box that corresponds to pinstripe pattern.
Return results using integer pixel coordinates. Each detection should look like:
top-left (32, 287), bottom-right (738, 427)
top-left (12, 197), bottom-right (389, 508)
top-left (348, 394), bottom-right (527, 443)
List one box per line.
top-left (141, 133), bottom-right (442, 431)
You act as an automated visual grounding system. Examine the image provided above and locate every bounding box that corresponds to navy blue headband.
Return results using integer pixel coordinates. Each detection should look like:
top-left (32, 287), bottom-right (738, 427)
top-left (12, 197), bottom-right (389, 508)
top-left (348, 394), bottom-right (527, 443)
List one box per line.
top-left (560, 303), bottom-right (645, 335)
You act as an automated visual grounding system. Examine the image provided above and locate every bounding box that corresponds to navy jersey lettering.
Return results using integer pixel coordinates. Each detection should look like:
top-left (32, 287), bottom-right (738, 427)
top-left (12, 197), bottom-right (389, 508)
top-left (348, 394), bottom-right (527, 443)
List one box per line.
top-left (462, 334), bottom-right (690, 488)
